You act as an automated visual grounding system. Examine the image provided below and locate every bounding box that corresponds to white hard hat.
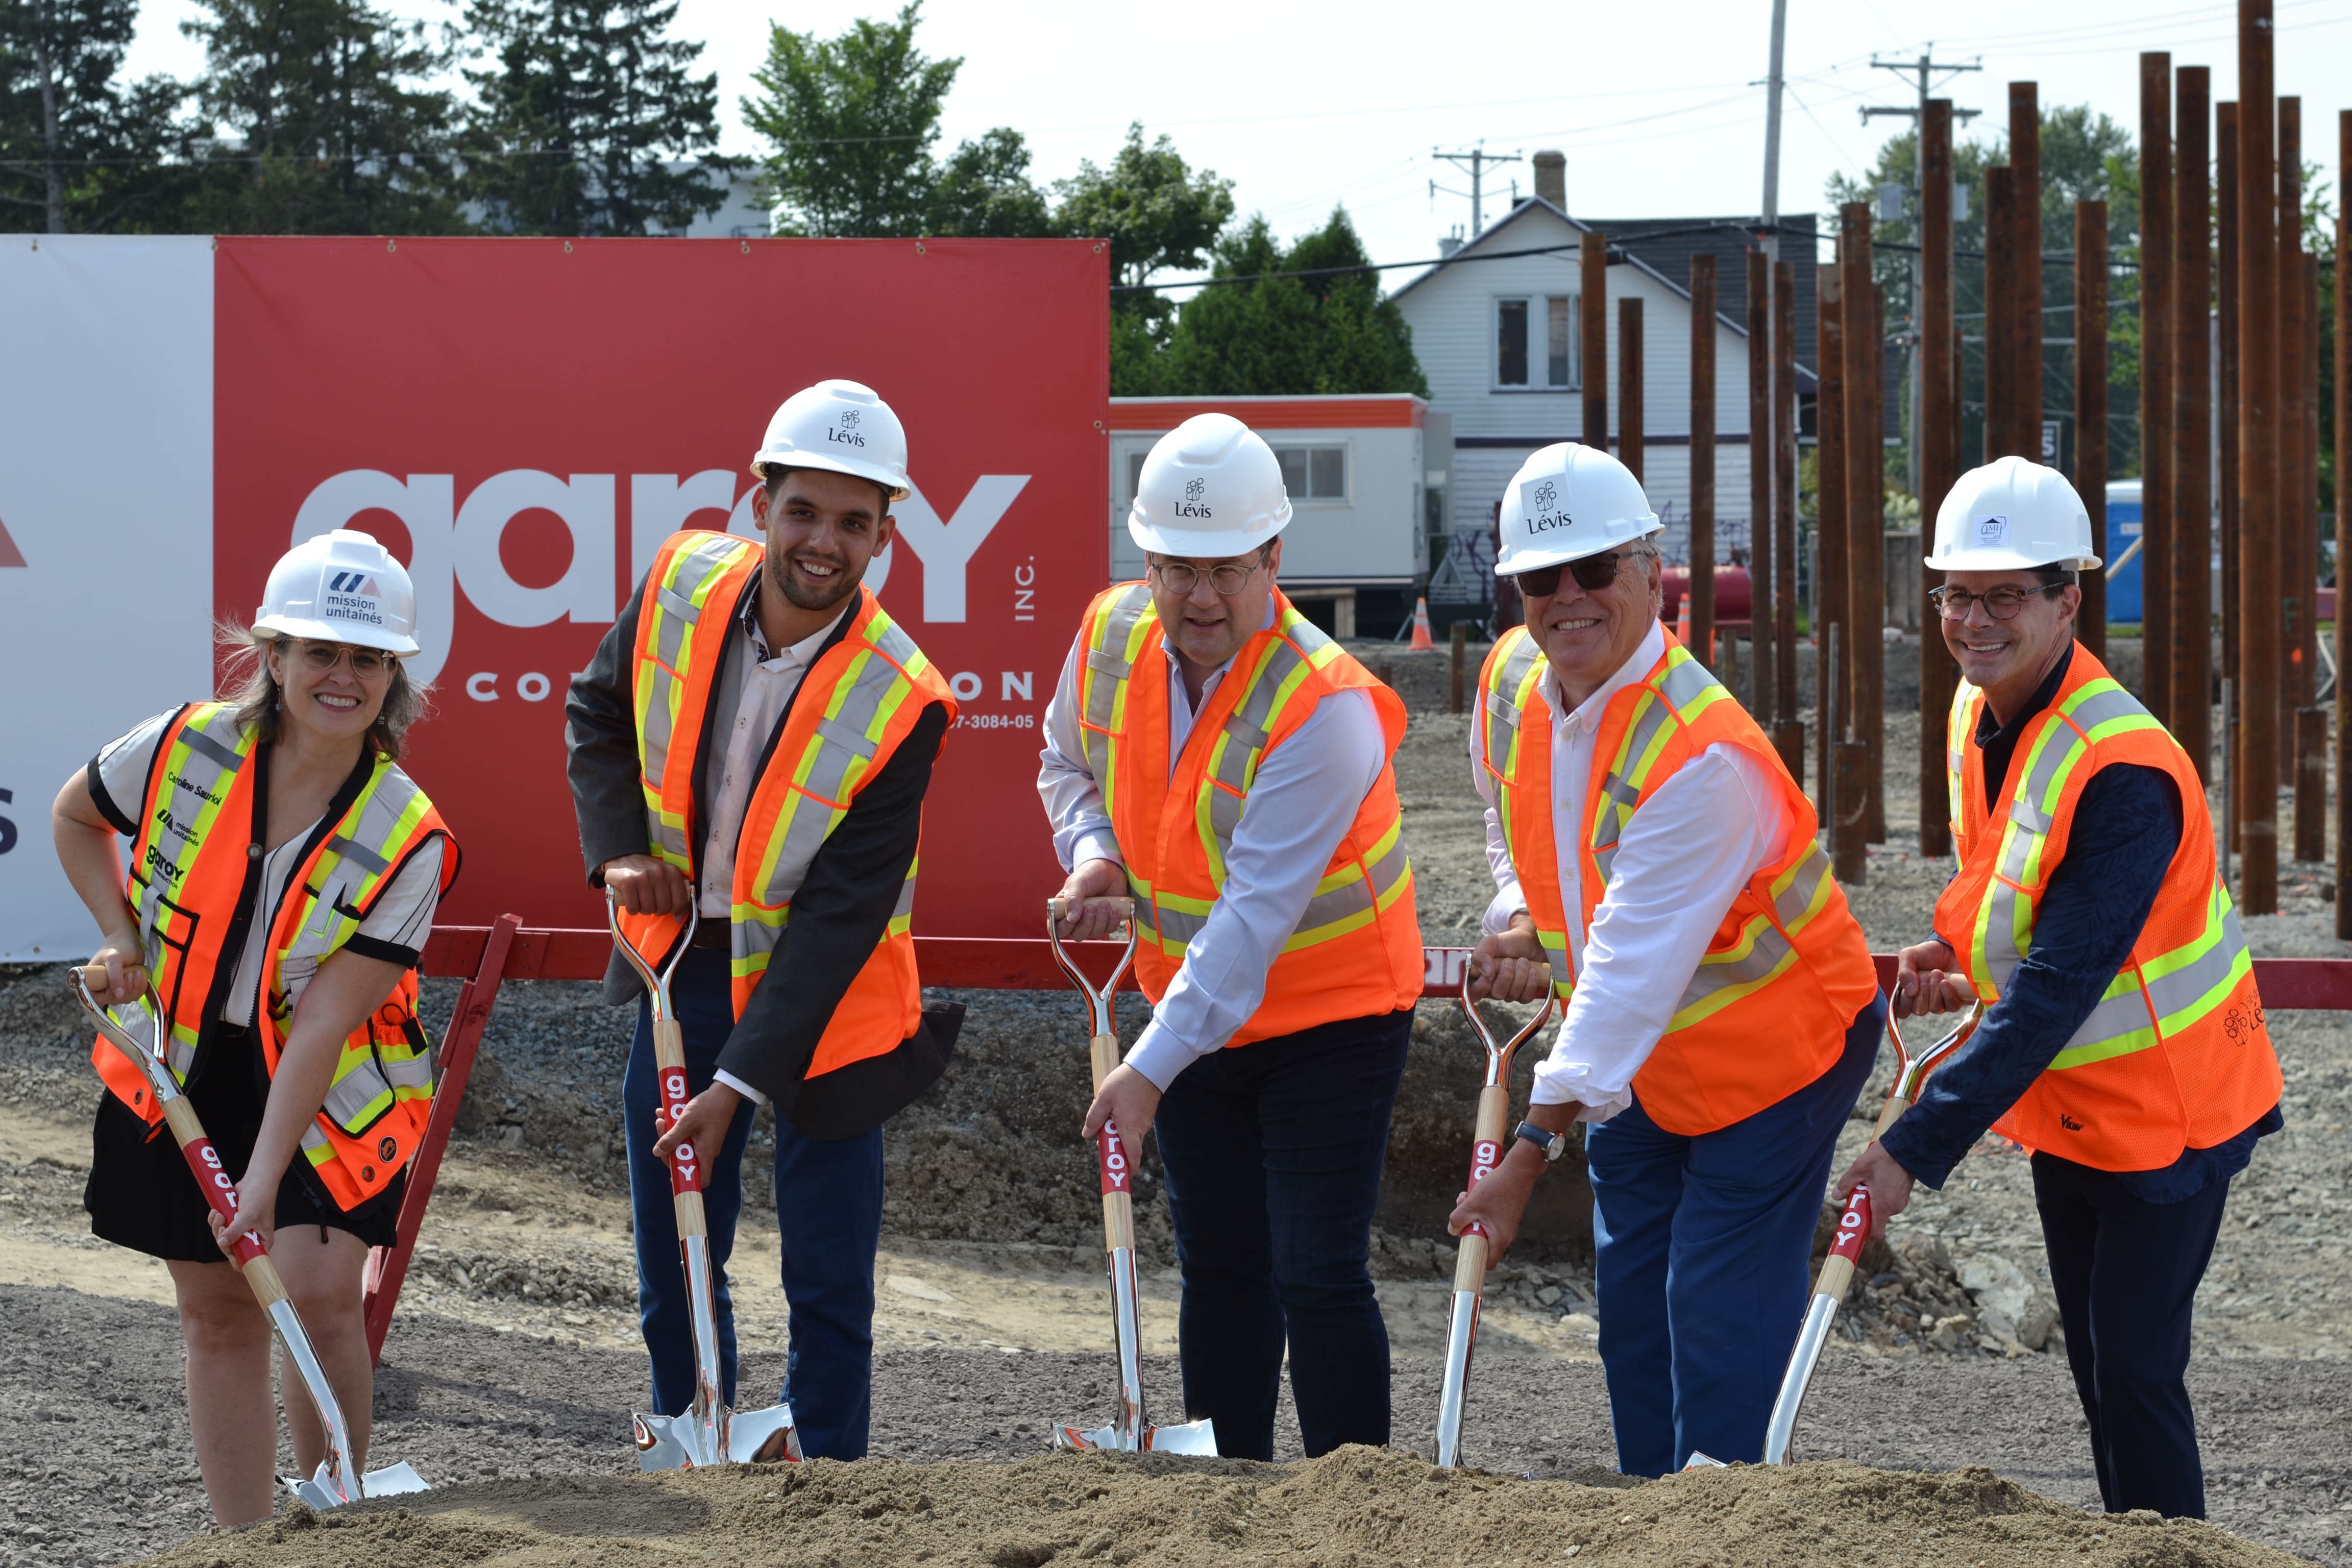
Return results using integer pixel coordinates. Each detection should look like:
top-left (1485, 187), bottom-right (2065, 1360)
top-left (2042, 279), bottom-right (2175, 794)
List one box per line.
top-left (1128, 413), bottom-right (1293, 558)
top-left (749, 379), bottom-right (911, 501)
top-left (253, 529), bottom-right (420, 655)
top-left (1926, 455), bottom-right (2101, 571)
top-left (1493, 442), bottom-right (1661, 577)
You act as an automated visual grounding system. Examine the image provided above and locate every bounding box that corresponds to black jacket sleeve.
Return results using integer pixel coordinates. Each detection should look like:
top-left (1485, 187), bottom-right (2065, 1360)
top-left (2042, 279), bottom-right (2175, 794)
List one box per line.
top-left (566, 576), bottom-right (653, 887)
top-left (716, 700), bottom-right (952, 1121)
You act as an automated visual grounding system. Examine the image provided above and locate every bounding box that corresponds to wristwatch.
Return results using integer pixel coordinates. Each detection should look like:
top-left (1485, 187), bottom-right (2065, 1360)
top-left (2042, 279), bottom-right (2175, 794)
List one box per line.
top-left (1513, 1120), bottom-right (1570, 1163)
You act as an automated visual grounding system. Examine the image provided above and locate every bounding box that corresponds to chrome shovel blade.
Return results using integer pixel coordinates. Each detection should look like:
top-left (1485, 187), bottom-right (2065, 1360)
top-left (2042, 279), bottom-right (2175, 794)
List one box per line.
top-left (286, 1459), bottom-right (431, 1509)
top-left (1681, 1451), bottom-right (1729, 1471)
top-left (1055, 1416), bottom-right (1218, 1456)
top-left (633, 1402), bottom-right (801, 1471)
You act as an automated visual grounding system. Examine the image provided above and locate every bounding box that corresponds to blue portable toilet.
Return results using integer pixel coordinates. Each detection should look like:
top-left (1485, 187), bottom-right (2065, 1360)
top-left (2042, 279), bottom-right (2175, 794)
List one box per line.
top-left (2104, 480), bottom-right (2143, 624)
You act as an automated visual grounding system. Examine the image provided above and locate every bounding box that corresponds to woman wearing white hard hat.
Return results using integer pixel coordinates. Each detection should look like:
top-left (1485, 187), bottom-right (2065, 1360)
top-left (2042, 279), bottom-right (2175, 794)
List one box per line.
top-left (51, 528), bottom-right (458, 1526)
top-left (1447, 441), bottom-right (1883, 1475)
top-left (1835, 456), bottom-right (2280, 1518)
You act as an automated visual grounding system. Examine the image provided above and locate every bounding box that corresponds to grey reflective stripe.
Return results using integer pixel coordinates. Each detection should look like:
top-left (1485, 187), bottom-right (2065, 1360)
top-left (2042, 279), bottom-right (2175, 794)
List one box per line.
top-left (1771, 841), bottom-right (1835, 926)
top-left (817, 716), bottom-right (880, 759)
top-left (1150, 904), bottom-right (1211, 947)
top-left (165, 1018), bottom-right (195, 1079)
top-left (1588, 693), bottom-right (1676, 889)
top-left (893, 864), bottom-right (918, 920)
top-left (1292, 830), bottom-right (1411, 937)
top-left (2144, 890), bottom-right (2250, 1027)
top-left (1657, 653), bottom-right (1717, 711)
top-left (321, 1058), bottom-right (394, 1129)
top-left (1080, 585), bottom-right (1156, 785)
top-left (139, 707), bottom-right (252, 983)
top-left (1675, 920), bottom-right (1796, 1011)
top-left (1482, 635), bottom-right (1545, 783)
top-left (178, 723), bottom-right (245, 772)
top-left (656, 584), bottom-right (699, 623)
top-left (325, 835), bottom-right (390, 876)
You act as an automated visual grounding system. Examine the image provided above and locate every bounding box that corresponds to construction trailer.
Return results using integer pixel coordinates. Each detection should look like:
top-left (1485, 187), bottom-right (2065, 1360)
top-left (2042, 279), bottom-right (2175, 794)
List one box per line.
top-left (1108, 394), bottom-right (1431, 639)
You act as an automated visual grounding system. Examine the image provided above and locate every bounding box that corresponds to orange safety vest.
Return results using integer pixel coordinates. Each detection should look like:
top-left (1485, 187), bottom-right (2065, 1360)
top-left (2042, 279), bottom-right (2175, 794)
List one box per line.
top-left (1074, 582), bottom-right (1422, 1044)
top-left (98, 701), bottom-right (458, 1209)
top-left (1478, 628), bottom-right (1880, 1136)
top-left (1938, 642), bottom-right (2281, 1169)
top-left (618, 530), bottom-right (954, 1079)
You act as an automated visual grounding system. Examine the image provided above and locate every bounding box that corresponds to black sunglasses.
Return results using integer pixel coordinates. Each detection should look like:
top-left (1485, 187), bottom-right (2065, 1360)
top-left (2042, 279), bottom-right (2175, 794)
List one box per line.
top-left (1513, 551), bottom-right (1632, 598)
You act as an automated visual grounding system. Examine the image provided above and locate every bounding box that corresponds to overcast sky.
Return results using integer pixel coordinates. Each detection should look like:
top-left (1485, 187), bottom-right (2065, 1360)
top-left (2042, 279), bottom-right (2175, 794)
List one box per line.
top-left (125, 0), bottom-right (2351, 281)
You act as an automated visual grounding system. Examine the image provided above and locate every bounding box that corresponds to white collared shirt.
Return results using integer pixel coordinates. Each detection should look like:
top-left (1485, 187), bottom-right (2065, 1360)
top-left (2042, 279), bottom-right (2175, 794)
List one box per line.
top-left (1037, 602), bottom-right (1387, 1090)
top-left (705, 587), bottom-right (851, 1108)
top-left (1474, 619), bottom-right (1792, 1118)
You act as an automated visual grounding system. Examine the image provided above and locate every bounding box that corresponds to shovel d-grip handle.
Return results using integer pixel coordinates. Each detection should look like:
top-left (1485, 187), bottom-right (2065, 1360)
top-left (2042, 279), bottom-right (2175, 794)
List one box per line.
top-left (1872, 1001), bottom-right (1981, 1139)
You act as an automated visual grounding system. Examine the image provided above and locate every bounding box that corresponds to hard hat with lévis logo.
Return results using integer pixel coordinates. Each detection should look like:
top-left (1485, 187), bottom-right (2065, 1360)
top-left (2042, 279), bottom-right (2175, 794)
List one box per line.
top-left (1925, 455), bottom-right (2101, 571)
top-left (253, 529), bottom-right (420, 655)
top-left (1128, 412), bottom-right (1293, 558)
top-left (1493, 442), bottom-right (1661, 578)
top-left (749, 378), bottom-right (912, 501)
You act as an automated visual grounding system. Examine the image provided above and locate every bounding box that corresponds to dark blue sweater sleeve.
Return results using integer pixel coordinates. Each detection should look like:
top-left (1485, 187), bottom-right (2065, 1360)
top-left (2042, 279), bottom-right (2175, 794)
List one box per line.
top-left (1879, 763), bottom-right (2183, 1188)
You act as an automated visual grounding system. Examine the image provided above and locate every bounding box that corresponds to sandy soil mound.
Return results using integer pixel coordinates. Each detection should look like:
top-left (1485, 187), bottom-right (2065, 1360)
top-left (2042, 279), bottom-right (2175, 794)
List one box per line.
top-left (142, 1447), bottom-right (2298, 1568)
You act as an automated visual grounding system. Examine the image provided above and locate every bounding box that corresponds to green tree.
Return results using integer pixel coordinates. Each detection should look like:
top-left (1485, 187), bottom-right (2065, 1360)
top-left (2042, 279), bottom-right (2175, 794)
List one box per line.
top-left (742, 0), bottom-right (953, 237)
top-left (1147, 209), bottom-right (1428, 398)
top-left (1055, 122), bottom-right (1234, 390)
top-left (461, 0), bottom-right (732, 236)
top-left (0, 0), bottom-right (193, 232)
top-left (926, 125), bottom-right (1049, 236)
top-left (182, 0), bottom-right (464, 234)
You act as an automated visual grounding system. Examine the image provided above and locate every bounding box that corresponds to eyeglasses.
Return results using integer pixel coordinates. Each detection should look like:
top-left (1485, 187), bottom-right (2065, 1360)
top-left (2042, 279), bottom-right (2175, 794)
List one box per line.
top-left (1150, 559), bottom-right (1260, 597)
top-left (1514, 551), bottom-right (1632, 599)
top-left (1927, 583), bottom-right (2065, 621)
top-left (294, 640), bottom-right (394, 679)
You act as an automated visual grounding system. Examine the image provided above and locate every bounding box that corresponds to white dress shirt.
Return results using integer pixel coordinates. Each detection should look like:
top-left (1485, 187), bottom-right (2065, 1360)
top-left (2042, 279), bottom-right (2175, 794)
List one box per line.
top-left (706, 589), bottom-right (850, 1107)
top-left (1476, 619), bottom-right (1791, 1119)
top-left (1038, 603), bottom-right (1387, 1091)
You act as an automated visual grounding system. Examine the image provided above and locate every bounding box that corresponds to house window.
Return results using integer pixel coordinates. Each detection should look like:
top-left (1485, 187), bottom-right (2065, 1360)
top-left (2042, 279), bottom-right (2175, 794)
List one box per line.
top-left (1497, 298), bottom-right (1530, 385)
top-left (1273, 445), bottom-right (1349, 501)
top-left (1547, 296), bottom-right (1579, 387)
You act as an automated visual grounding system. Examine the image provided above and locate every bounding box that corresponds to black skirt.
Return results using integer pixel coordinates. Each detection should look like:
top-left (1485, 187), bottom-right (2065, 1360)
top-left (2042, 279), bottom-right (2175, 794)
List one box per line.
top-left (84, 1021), bottom-right (407, 1262)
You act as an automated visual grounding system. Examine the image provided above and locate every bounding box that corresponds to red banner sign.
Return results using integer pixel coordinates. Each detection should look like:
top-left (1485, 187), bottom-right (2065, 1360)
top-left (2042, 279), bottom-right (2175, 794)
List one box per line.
top-left (212, 237), bottom-right (1108, 938)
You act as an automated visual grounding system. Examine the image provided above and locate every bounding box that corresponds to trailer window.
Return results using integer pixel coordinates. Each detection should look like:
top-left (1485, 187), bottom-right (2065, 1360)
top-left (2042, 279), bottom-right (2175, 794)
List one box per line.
top-left (1274, 446), bottom-right (1348, 501)
top-left (1547, 296), bottom-right (1579, 388)
top-left (1496, 298), bottom-right (1529, 385)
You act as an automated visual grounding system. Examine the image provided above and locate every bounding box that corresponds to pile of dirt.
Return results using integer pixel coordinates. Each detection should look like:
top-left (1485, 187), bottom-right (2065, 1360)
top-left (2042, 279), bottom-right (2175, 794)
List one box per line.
top-left (142, 1447), bottom-right (2299, 1568)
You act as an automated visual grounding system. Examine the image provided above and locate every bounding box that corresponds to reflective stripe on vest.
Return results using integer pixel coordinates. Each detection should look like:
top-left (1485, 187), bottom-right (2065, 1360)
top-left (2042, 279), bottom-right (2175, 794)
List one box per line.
top-left (1955, 673), bottom-right (2250, 1072)
top-left (635, 531), bottom-right (761, 872)
top-left (131, 707), bottom-right (258, 1078)
top-left (1478, 632), bottom-right (1572, 991)
top-left (730, 608), bottom-right (940, 992)
top-left (1081, 584), bottom-right (1411, 958)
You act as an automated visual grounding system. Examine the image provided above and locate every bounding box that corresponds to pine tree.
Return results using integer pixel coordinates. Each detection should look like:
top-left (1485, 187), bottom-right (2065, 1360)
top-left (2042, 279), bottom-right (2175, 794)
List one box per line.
top-left (182, 0), bottom-right (463, 234)
top-left (0, 0), bottom-right (192, 232)
top-left (461, 0), bottom-right (733, 236)
top-left (741, 0), bottom-right (954, 237)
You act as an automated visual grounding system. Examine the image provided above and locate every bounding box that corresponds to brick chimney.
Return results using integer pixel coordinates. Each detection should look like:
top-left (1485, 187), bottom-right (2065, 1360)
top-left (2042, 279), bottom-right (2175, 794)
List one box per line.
top-left (1533, 150), bottom-right (1566, 210)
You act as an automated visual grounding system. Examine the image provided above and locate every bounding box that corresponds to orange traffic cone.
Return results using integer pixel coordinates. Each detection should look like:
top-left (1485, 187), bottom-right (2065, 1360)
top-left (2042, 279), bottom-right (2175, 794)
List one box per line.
top-left (1409, 597), bottom-right (1435, 651)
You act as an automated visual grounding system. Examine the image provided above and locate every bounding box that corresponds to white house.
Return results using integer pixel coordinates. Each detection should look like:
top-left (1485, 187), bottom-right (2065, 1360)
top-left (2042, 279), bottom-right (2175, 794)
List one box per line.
top-left (1392, 191), bottom-right (1818, 608)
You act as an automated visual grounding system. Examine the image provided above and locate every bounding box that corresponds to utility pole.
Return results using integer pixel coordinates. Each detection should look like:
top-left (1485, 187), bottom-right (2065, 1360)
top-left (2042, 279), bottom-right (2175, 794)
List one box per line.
top-left (1860, 51), bottom-right (1982, 498)
top-left (1431, 145), bottom-right (1524, 237)
top-left (1761, 0), bottom-right (1791, 260)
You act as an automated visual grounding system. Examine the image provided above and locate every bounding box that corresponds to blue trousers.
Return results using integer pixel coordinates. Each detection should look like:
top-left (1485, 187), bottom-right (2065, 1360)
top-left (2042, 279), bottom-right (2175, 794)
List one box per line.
top-left (2033, 1150), bottom-right (2232, 1518)
top-left (1151, 1008), bottom-right (1414, 1461)
top-left (1586, 994), bottom-right (1884, 1475)
top-left (622, 947), bottom-right (885, 1460)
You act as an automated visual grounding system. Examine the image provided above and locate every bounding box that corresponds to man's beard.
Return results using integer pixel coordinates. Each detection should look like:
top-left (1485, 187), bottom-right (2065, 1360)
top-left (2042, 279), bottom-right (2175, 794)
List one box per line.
top-left (775, 550), bottom-right (862, 612)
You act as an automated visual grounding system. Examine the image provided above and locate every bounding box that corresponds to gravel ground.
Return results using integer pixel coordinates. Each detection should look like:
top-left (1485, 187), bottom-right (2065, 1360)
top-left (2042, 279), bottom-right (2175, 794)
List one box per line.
top-left (3, 1284), bottom-right (2347, 1568)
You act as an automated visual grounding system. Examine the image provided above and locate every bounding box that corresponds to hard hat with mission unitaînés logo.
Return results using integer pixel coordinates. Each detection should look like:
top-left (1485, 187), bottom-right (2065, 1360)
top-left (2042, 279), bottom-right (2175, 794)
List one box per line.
top-left (749, 379), bottom-right (911, 501)
top-left (1128, 412), bottom-right (1294, 559)
top-left (1493, 442), bottom-right (1661, 578)
top-left (253, 529), bottom-right (420, 656)
top-left (1925, 455), bottom-right (2101, 572)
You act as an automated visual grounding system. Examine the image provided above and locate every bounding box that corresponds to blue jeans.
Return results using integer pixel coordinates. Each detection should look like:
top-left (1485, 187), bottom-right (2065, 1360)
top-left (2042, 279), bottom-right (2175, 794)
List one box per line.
top-left (1585, 994), bottom-right (1884, 1475)
top-left (623, 946), bottom-right (885, 1460)
top-left (1151, 1008), bottom-right (1414, 1461)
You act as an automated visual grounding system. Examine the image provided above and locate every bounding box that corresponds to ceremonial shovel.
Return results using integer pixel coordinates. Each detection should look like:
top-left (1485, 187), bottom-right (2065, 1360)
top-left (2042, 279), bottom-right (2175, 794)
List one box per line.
top-left (1045, 896), bottom-right (1217, 1456)
top-left (71, 967), bottom-right (431, 1510)
top-left (1688, 1002), bottom-right (1981, 1469)
top-left (1434, 970), bottom-right (1559, 1468)
top-left (607, 893), bottom-right (802, 1470)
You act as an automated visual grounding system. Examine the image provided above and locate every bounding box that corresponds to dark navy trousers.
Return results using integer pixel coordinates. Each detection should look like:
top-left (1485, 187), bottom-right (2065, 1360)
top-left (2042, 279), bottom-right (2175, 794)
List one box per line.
top-left (622, 946), bottom-right (885, 1460)
top-left (2033, 1150), bottom-right (2233, 1518)
top-left (1151, 1008), bottom-right (1415, 1461)
top-left (1585, 994), bottom-right (1884, 1475)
